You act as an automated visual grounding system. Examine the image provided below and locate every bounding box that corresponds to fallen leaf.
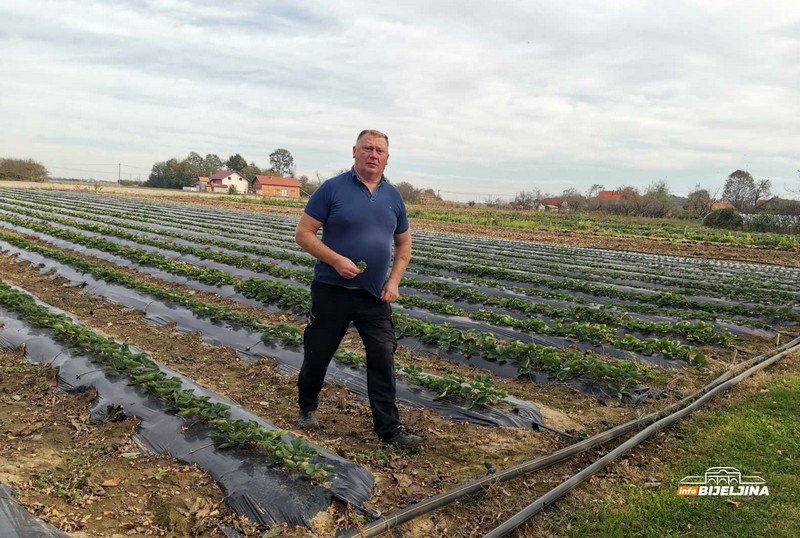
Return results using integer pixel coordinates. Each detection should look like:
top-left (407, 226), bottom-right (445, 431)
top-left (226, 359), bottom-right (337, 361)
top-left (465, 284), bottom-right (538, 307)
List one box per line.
top-left (100, 477), bottom-right (122, 487)
top-left (392, 473), bottom-right (413, 488)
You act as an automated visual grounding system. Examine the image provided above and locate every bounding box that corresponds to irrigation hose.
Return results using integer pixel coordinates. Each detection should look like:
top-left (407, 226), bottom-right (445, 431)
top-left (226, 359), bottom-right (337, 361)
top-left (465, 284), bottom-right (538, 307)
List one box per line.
top-left (343, 337), bottom-right (800, 538)
top-left (483, 339), bottom-right (800, 537)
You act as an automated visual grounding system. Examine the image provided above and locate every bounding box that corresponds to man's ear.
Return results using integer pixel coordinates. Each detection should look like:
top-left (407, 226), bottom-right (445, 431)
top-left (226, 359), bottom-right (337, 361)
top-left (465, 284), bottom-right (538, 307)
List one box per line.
top-left (352, 145), bottom-right (356, 158)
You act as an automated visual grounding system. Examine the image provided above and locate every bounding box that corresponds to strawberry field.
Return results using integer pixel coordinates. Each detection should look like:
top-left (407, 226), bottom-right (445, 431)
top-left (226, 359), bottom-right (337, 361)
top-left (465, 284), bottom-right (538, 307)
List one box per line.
top-left (0, 187), bottom-right (797, 537)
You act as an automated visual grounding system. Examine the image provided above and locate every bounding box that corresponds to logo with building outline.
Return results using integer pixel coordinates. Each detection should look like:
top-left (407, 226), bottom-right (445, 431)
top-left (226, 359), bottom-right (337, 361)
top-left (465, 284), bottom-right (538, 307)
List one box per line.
top-left (676, 467), bottom-right (769, 496)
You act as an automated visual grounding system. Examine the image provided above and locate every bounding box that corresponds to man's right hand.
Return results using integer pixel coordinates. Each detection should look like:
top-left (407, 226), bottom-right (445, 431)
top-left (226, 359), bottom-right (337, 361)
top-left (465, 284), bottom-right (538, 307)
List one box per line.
top-left (333, 257), bottom-right (362, 279)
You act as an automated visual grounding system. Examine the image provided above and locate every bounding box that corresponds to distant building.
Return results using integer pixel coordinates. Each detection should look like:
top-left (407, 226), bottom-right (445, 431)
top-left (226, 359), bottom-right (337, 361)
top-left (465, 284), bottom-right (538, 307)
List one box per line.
top-left (252, 175), bottom-right (301, 198)
top-left (201, 170), bottom-right (248, 193)
top-left (709, 200), bottom-right (735, 211)
top-left (416, 190), bottom-right (439, 204)
top-left (597, 190), bottom-right (624, 202)
top-left (538, 197), bottom-right (571, 212)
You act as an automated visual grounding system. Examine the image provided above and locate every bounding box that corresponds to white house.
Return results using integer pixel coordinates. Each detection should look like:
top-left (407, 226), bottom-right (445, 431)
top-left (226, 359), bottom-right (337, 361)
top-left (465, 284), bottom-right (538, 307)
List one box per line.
top-left (209, 170), bottom-right (248, 193)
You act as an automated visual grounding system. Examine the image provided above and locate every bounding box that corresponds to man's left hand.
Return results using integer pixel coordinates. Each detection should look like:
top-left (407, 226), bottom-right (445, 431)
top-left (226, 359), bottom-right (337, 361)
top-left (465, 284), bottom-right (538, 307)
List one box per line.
top-left (381, 281), bottom-right (400, 303)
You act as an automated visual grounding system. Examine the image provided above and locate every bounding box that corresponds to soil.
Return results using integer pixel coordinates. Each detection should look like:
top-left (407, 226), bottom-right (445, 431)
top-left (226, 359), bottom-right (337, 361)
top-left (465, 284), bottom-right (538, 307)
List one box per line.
top-left (0, 192), bottom-right (794, 537)
top-left (0, 347), bottom-right (265, 537)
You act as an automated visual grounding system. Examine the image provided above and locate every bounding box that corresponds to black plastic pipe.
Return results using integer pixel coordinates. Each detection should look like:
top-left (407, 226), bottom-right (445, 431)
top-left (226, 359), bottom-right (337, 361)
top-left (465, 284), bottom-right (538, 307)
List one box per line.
top-left (343, 336), bottom-right (799, 538)
top-left (483, 339), bottom-right (800, 537)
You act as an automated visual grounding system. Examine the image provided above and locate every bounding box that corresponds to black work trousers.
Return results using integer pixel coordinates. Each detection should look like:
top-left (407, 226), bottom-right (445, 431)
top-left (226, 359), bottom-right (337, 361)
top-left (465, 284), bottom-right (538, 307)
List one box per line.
top-left (298, 280), bottom-right (400, 439)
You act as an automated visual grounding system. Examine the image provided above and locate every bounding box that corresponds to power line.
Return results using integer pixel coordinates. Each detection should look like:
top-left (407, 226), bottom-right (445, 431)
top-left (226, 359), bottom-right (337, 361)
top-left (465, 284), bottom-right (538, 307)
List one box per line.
top-left (49, 163), bottom-right (151, 172)
top-left (49, 166), bottom-right (119, 175)
top-left (48, 162), bottom-right (119, 167)
top-left (436, 189), bottom-right (519, 196)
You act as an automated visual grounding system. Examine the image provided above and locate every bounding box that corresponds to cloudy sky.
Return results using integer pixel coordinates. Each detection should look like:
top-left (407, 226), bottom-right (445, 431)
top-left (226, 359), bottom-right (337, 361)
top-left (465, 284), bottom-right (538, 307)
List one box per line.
top-left (2, 0), bottom-right (798, 202)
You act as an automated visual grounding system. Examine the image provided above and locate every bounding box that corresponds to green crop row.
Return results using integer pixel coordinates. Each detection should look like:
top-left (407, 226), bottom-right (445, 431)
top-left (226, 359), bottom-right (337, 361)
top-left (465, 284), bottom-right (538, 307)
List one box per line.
top-left (0, 193), bottom-right (301, 252)
top-left (0, 230), bottom-right (508, 410)
top-left (406, 206), bottom-right (800, 249)
top-left (392, 315), bottom-right (645, 396)
top-left (0, 198), bottom-right (314, 268)
top-left (400, 294), bottom-right (708, 365)
top-left (410, 259), bottom-right (800, 323)
top-left (411, 244), bottom-right (796, 305)
top-left (401, 277), bottom-right (734, 348)
top-left (0, 203), bottom-right (314, 284)
top-left (0, 205), bottom-right (776, 330)
top-left (235, 277), bottom-right (649, 393)
top-left (333, 349), bottom-right (508, 409)
top-left (0, 279), bottom-right (333, 481)
top-left (0, 220), bottom-right (692, 388)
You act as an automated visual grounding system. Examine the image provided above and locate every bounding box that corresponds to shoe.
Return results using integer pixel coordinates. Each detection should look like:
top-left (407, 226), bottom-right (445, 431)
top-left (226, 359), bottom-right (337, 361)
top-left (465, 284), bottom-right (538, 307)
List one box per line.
top-left (297, 410), bottom-right (320, 430)
top-left (381, 430), bottom-right (422, 449)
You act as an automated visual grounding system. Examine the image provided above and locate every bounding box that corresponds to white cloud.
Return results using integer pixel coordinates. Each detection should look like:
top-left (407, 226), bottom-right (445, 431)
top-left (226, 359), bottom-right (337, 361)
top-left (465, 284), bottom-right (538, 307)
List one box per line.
top-left (1, 0), bottom-right (798, 199)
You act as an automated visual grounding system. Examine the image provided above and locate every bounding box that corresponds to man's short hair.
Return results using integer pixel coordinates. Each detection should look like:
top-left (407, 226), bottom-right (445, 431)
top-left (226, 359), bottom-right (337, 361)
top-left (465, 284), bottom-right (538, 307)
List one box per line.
top-left (357, 129), bottom-right (389, 145)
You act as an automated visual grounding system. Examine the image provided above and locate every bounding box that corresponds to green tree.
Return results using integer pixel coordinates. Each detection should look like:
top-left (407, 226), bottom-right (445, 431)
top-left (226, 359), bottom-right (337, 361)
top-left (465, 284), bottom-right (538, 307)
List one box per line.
top-left (298, 174), bottom-right (319, 196)
top-left (269, 148), bottom-right (295, 177)
top-left (203, 154), bottom-right (223, 175)
top-left (0, 158), bottom-right (49, 181)
top-left (240, 161), bottom-right (263, 183)
top-left (225, 153), bottom-right (248, 172)
top-left (185, 152), bottom-right (205, 177)
top-left (703, 208), bottom-right (742, 230)
top-left (145, 158), bottom-right (194, 189)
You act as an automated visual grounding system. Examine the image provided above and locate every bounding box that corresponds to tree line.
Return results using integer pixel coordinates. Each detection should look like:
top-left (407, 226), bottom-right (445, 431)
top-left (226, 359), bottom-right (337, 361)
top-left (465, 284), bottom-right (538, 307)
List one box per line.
top-left (495, 170), bottom-right (789, 219)
top-left (0, 158), bottom-right (49, 181)
top-left (144, 149), bottom-right (295, 189)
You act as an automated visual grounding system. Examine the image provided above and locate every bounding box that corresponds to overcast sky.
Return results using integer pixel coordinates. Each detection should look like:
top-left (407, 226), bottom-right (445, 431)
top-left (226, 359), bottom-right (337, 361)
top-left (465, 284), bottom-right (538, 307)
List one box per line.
top-left (2, 0), bottom-right (798, 202)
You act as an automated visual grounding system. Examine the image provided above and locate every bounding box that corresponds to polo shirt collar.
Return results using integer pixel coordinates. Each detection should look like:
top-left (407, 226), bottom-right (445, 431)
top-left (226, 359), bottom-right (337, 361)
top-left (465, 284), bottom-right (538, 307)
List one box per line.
top-left (351, 167), bottom-right (387, 186)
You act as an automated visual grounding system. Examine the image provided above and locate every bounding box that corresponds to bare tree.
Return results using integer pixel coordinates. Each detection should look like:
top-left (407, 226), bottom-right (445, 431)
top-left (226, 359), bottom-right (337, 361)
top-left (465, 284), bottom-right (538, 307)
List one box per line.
top-left (790, 170), bottom-right (800, 195)
top-left (510, 189), bottom-right (541, 209)
top-left (722, 170), bottom-right (770, 213)
top-left (585, 183), bottom-right (604, 198)
top-left (561, 188), bottom-right (587, 211)
top-left (394, 181), bottom-right (419, 203)
top-left (640, 180), bottom-right (675, 218)
top-left (686, 187), bottom-right (715, 218)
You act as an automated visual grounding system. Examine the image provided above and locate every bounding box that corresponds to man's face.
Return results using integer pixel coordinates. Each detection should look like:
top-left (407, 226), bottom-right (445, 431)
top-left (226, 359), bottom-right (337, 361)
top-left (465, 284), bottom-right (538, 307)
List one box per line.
top-left (353, 135), bottom-right (389, 179)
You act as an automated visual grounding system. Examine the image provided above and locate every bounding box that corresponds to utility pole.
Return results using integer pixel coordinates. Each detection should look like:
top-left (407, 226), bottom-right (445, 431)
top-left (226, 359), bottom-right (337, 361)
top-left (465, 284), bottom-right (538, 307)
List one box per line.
top-left (118, 163), bottom-right (121, 185)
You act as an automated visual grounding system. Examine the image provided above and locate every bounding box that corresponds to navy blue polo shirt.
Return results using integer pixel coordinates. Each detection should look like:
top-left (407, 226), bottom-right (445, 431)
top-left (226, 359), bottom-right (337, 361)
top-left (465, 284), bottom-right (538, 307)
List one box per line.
top-left (303, 168), bottom-right (409, 298)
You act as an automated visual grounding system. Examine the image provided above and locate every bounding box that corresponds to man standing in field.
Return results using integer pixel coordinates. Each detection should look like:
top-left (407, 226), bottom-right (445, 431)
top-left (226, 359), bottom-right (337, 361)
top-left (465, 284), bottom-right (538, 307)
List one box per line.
top-left (293, 129), bottom-right (421, 448)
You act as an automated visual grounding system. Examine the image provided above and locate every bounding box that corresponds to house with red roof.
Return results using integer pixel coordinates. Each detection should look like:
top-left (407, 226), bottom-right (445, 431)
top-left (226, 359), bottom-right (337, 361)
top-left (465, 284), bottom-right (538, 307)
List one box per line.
top-left (252, 175), bottom-right (301, 198)
top-left (207, 170), bottom-right (248, 193)
top-left (709, 200), bottom-right (735, 211)
top-left (597, 190), bottom-right (625, 202)
top-left (537, 197), bottom-right (571, 212)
